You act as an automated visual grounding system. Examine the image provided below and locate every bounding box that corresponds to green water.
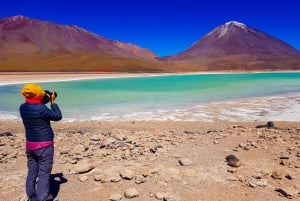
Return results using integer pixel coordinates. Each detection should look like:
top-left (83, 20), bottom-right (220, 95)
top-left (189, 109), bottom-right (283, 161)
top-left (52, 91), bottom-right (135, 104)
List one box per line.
top-left (1, 72), bottom-right (300, 120)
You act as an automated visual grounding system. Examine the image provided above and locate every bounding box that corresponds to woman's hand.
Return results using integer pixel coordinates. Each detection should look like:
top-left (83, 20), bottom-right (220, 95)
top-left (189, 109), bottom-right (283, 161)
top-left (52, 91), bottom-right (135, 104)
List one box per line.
top-left (50, 91), bottom-right (57, 104)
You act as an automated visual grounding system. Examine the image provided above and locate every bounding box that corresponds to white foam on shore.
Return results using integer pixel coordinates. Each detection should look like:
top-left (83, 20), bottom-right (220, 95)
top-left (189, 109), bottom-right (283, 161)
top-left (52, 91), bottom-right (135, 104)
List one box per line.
top-left (2, 95), bottom-right (300, 122)
top-left (75, 94), bottom-right (300, 122)
top-left (0, 112), bottom-right (19, 120)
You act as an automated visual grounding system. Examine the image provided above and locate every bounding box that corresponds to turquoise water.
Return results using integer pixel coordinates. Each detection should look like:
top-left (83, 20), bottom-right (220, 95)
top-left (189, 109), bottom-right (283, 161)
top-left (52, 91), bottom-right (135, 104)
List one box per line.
top-left (1, 72), bottom-right (300, 121)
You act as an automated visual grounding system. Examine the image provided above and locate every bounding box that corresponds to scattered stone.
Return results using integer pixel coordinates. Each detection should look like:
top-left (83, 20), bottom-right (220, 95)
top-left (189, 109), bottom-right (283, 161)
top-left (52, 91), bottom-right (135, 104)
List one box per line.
top-left (108, 172), bottom-right (122, 183)
top-left (1, 121), bottom-right (300, 201)
top-left (280, 159), bottom-right (290, 166)
top-left (90, 135), bottom-right (101, 141)
top-left (124, 187), bottom-right (139, 198)
top-left (108, 194), bottom-right (122, 201)
top-left (70, 159), bottom-right (96, 174)
top-left (225, 155), bottom-right (241, 167)
top-left (155, 192), bottom-right (166, 200)
top-left (255, 121), bottom-right (276, 129)
top-left (135, 175), bottom-right (146, 184)
top-left (267, 121), bottom-right (274, 128)
top-left (78, 175), bottom-right (88, 182)
top-left (271, 170), bottom-right (285, 180)
top-left (163, 194), bottom-right (181, 201)
top-left (120, 169), bottom-right (134, 180)
top-left (248, 178), bottom-right (268, 188)
top-left (0, 132), bottom-right (13, 137)
top-left (275, 186), bottom-right (299, 199)
top-left (227, 168), bottom-right (237, 173)
top-left (94, 174), bottom-right (106, 182)
top-left (178, 158), bottom-right (192, 166)
top-left (285, 174), bottom-right (296, 180)
top-left (59, 147), bottom-right (71, 155)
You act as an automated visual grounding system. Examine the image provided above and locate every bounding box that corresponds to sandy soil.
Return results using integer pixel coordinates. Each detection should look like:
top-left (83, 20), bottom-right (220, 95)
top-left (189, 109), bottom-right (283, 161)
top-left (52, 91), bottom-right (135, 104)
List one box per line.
top-left (0, 120), bottom-right (299, 201)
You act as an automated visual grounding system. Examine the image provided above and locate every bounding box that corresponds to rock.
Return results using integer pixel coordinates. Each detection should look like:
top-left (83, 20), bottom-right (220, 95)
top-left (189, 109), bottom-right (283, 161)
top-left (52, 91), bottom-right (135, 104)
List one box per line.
top-left (135, 175), bottom-right (146, 184)
top-left (225, 155), bottom-right (241, 167)
top-left (90, 135), bottom-right (101, 141)
top-left (248, 178), bottom-right (268, 188)
top-left (70, 159), bottom-right (96, 174)
top-left (267, 121), bottom-right (274, 128)
top-left (285, 174), bottom-right (296, 180)
top-left (227, 159), bottom-right (241, 167)
top-left (155, 192), bottom-right (166, 200)
top-left (94, 174), bottom-right (107, 182)
top-left (120, 169), bottom-right (134, 180)
top-left (59, 147), bottom-right (71, 155)
top-left (178, 158), bottom-right (192, 166)
top-left (280, 159), bottom-right (290, 166)
top-left (275, 186), bottom-right (299, 199)
top-left (106, 170), bottom-right (122, 182)
top-left (271, 170), bottom-right (285, 179)
top-left (163, 194), bottom-right (181, 201)
top-left (108, 194), bottom-right (122, 201)
top-left (0, 132), bottom-right (13, 137)
top-left (78, 175), bottom-right (88, 182)
top-left (101, 138), bottom-right (117, 149)
top-left (124, 187), bottom-right (139, 198)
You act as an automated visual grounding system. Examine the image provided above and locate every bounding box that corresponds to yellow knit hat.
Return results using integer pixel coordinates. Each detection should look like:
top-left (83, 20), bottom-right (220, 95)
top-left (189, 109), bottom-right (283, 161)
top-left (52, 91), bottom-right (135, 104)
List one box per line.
top-left (21, 83), bottom-right (46, 98)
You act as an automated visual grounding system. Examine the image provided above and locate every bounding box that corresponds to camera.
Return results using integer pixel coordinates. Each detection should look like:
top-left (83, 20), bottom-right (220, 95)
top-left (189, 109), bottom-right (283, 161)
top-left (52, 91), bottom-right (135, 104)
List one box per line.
top-left (42, 90), bottom-right (57, 104)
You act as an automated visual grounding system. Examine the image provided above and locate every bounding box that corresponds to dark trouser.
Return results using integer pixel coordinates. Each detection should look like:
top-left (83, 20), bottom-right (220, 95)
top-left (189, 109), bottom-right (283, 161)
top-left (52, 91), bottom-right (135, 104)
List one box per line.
top-left (26, 145), bottom-right (54, 201)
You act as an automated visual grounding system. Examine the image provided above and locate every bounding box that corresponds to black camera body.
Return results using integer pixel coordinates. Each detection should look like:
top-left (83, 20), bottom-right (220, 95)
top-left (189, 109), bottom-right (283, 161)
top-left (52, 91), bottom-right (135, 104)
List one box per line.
top-left (42, 90), bottom-right (57, 104)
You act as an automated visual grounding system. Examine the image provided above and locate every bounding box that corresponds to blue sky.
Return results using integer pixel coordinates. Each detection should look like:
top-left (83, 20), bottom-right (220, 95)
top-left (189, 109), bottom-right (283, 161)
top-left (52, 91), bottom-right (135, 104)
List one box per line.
top-left (1, 0), bottom-right (299, 57)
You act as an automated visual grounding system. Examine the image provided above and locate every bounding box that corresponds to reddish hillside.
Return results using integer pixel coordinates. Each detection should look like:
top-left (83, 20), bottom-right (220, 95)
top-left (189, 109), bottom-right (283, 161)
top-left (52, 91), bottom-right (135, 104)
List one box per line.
top-left (0, 15), bottom-right (165, 72)
top-left (162, 21), bottom-right (300, 71)
top-left (1, 17), bottom-right (300, 72)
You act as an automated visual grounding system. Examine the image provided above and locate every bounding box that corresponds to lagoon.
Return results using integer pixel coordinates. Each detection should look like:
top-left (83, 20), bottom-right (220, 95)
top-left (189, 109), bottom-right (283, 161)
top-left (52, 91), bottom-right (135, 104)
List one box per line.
top-left (1, 72), bottom-right (300, 121)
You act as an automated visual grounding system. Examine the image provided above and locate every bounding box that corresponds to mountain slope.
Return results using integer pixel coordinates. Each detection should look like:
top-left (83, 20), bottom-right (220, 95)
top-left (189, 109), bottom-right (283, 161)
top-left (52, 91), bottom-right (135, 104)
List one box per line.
top-left (163, 21), bottom-right (300, 71)
top-left (0, 15), bottom-right (166, 72)
top-left (1, 17), bottom-right (300, 72)
top-left (0, 15), bottom-right (158, 59)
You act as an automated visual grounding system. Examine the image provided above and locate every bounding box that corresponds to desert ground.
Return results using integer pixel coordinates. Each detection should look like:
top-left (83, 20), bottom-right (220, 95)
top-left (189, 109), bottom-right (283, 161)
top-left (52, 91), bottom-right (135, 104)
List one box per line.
top-left (1, 120), bottom-right (300, 201)
top-left (0, 73), bottom-right (299, 201)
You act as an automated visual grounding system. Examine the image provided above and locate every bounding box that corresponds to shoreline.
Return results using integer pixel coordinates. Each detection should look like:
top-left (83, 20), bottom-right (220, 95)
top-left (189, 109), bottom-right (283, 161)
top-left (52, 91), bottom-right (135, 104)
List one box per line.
top-left (1, 70), bottom-right (300, 86)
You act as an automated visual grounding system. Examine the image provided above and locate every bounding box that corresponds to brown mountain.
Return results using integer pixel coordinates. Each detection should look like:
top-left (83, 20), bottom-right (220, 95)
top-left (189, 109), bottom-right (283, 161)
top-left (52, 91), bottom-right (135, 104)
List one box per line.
top-left (1, 17), bottom-right (300, 72)
top-left (0, 15), bottom-right (165, 72)
top-left (163, 21), bottom-right (300, 71)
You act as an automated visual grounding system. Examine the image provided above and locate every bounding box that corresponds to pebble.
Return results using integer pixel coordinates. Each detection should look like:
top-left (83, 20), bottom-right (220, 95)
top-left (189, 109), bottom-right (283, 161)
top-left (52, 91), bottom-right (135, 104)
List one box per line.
top-left (178, 158), bottom-right (192, 166)
top-left (108, 194), bottom-right (122, 201)
top-left (124, 187), bottom-right (139, 198)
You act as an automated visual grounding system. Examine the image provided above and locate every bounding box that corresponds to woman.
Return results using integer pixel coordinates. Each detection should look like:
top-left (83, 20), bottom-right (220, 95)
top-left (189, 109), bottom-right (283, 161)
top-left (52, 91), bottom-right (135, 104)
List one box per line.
top-left (20, 83), bottom-right (62, 201)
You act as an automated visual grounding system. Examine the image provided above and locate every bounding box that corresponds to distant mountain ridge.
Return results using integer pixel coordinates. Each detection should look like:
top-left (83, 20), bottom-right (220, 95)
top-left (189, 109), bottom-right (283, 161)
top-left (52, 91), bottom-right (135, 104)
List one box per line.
top-left (161, 21), bottom-right (300, 71)
top-left (165, 21), bottom-right (300, 59)
top-left (1, 15), bottom-right (300, 72)
top-left (0, 15), bottom-right (156, 59)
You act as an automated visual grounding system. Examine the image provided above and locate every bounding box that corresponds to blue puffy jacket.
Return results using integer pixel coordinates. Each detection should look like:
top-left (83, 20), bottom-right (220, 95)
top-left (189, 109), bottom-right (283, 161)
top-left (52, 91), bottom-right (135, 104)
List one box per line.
top-left (20, 103), bottom-right (62, 142)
